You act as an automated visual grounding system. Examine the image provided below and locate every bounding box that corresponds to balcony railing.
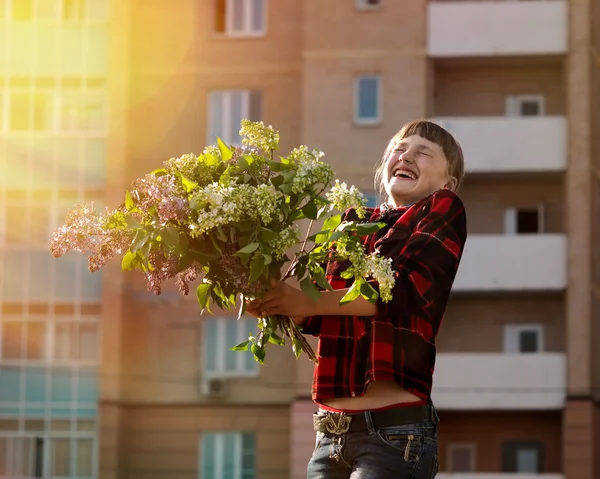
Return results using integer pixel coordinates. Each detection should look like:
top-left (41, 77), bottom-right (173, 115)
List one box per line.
top-left (428, 0), bottom-right (567, 57)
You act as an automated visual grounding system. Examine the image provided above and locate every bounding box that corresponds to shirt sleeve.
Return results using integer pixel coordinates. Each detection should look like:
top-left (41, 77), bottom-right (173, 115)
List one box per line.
top-left (370, 189), bottom-right (467, 340)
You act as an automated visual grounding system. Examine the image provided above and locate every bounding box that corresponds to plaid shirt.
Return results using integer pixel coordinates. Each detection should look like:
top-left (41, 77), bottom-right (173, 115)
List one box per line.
top-left (301, 189), bottom-right (467, 403)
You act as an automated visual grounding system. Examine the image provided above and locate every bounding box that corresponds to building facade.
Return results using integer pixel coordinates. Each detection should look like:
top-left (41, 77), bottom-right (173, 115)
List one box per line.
top-left (1, 0), bottom-right (599, 478)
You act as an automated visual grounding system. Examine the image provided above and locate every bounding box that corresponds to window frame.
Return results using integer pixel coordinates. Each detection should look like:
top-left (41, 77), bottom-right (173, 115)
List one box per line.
top-left (505, 94), bottom-right (546, 117)
top-left (202, 316), bottom-right (259, 379)
top-left (501, 440), bottom-right (544, 473)
top-left (503, 323), bottom-right (544, 354)
top-left (4, 0), bottom-right (109, 24)
top-left (206, 90), bottom-right (263, 146)
top-left (447, 443), bottom-right (476, 472)
top-left (354, 75), bottom-right (382, 126)
top-left (503, 204), bottom-right (545, 235)
top-left (214, 0), bottom-right (267, 37)
top-left (199, 431), bottom-right (256, 479)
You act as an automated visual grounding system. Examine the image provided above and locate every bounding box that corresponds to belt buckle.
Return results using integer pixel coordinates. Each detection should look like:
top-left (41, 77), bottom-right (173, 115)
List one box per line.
top-left (320, 411), bottom-right (352, 435)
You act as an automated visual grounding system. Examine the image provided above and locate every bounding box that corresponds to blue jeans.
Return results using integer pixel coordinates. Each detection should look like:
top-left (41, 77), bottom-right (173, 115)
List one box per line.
top-left (307, 408), bottom-right (439, 479)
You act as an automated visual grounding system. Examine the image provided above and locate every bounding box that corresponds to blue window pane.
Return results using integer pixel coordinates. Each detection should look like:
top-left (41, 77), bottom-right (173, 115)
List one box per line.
top-left (204, 320), bottom-right (218, 373)
top-left (0, 406), bottom-right (20, 415)
top-left (364, 194), bottom-right (378, 208)
top-left (50, 407), bottom-right (73, 418)
top-left (55, 252), bottom-right (78, 300)
top-left (77, 369), bottom-right (99, 403)
top-left (224, 320), bottom-right (238, 371)
top-left (241, 433), bottom-right (256, 473)
top-left (0, 367), bottom-right (21, 402)
top-left (202, 434), bottom-right (216, 479)
top-left (29, 251), bottom-right (54, 301)
top-left (357, 77), bottom-right (380, 121)
top-left (24, 406), bottom-right (46, 416)
top-left (2, 252), bottom-right (26, 301)
top-left (229, 92), bottom-right (244, 145)
top-left (208, 92), bottom-right (223, 143)
top-left (83, 139), bottom-right (106, 188)
top-left (25, 367), bottom-right (47, 403)
top-left (75, 406), bottom-right (97, 418)
top-left (80, 260), bottom-right (102, 301)
top-left (51, 369), bottom-right (74, 403)
top-left (251, 0), bottom-right (264, 32)
top-left (222, 433), bottom-right (236, 479)
top-left (86, 26), bottom-right (108, 76)
top-left (232, 0), bottom-right (244, 31)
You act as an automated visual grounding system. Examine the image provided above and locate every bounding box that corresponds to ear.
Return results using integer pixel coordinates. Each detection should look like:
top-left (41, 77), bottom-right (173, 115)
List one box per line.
top-left (443, 176), bottom-right (458, 192)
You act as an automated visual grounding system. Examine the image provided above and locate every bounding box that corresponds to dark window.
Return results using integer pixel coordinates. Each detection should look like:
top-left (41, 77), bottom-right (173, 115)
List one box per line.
top-left (502, 441), bottom-right (543, 473)
top-left (516, 209), bottom-right (539, 233)
top-left (519, 330), bottom-right (539, 353)
top-left (214, 0), bottom-right (226, 33)
top-left (520, 100), bottom-right (541, 116)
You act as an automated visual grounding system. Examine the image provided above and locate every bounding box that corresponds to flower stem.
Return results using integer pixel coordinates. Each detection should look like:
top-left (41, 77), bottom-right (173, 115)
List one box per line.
top-left (283, 219), bottom-right (314, 281)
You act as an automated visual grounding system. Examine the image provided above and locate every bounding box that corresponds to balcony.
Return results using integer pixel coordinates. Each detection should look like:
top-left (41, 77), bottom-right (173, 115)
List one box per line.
top-left (432, 117), bottom-right (567, 173)
top-left (428, 0), bottom-right (567, 57)
top-left (432, 353), bottom-right (566, 410)
top-left (452, 234), bottom-right (566, 292)
top-left (437, 475), bottom-right (564, 479)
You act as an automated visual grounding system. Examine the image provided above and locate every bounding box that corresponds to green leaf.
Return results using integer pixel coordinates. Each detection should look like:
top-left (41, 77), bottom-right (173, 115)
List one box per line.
top-left (125, 215), bottom-right (141, 229)
top-left (259, 227), bottom-right (279, 242)
top-left (125, 190), bottom-right (135, 211)
top-left (121, 250), bottom-right (137, 271)
top-left (339, 281), bottom-right (361, 305)
top-left (265, 158), bottom-right (282, 172)
top-left (216, 226), bottom-right (228, 242)
top-left (268, 332), bottom-right (285, 346)
top-left (339, 222), bottom-right (386, 235)
top-left (181, 176), bottom-right (198, 193)
top-left (162, 225), bottom-right (180, 248)
top-left (292, 338), bottom-right (303, 359)
top-left (270, 174), bottom-right (284, 188)
top-left (262, 254), bottom-right (272, 266)
top-left (230, 340), bottom-right (250, 351)
top-left (300, 277), bottom-right (321, 302)
top-left (340, 270), bottom-right (354, 279)
top-left (151, 168), bottom-right (169, 176)
top-left (312, 270), bottom-right (333, 291)
top-left (359, 281), bottom-right (379, 303)
top-left (251, 344), bottom-right (266, 365)
top-left (249, 254), bottom-right (266, 284)
top-left (301, 201), bottom-right (318, 220)
top-left (323, 214), bottom-right (342, 231)
top-left (279, 183), bottom-right (293, 195)
top-left (196, 283), bottom-right (212, 309)
top-left (217, 137), bottom-right (233, 162)
top-left (238, 294), bottom-right (246, 320)
top-left (131, 230), bottom-right (149, 252)
top-left (290, 208), bottom-right (305, 221)
top-left (235, 242), bottom-right (259, 256)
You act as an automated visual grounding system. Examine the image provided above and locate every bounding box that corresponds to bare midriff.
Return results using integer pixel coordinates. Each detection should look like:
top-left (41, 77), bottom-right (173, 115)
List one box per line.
top-left (321, 381), bottom-right (423, 411)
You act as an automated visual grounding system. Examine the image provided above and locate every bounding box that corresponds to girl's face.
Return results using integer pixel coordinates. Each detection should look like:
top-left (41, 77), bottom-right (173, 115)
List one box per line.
top-left (383, 134), bottom-right (456, 207)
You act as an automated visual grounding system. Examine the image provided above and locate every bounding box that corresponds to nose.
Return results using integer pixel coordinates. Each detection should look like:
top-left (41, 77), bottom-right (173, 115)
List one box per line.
top-left (398, 150), bottom-right (414, 163)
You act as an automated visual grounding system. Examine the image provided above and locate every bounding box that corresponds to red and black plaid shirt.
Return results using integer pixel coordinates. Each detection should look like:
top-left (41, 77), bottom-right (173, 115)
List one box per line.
top-left (301, 189), bottom-right (467, 403)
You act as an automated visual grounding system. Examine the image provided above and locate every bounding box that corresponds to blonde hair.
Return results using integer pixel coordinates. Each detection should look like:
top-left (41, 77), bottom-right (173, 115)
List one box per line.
top-left (374, 119), bottom-right (465, 203)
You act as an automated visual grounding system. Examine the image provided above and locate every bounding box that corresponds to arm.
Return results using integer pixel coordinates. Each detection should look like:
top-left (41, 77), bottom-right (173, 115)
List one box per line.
top-left (370, 190), bottom-right (467, 337)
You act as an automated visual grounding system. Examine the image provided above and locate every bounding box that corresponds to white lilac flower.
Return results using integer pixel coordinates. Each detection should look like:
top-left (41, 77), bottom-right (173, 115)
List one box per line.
top-left (240, 120), bottom-right (280, 154)
top-left (326, 180), bottom-right (367, 219)
top-left (165, 153), bottom-right (198, 180)
top-left (288, 146), bottom-right (334, 195)
top-left (270, 225), bottom-right (300, 259)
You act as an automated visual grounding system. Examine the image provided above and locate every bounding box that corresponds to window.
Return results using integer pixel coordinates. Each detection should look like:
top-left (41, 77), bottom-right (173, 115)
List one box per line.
top-left (200, 432), bottom-right (255, 479)
top-left (202, 317), bottom-right (258, 377)
top-left (207, 91), bottom-right (262, 146)
top-left (506, 95), bottom-right (545, 117)
top-left (504, 205), bottom-right (544, 234)
top-left (9, 93), bottom-right (55, 131)
top-left (503, 324), bottom-right (544, 353)
top-left (447, 444), bottom-right (476, 472)
top-left (356, 0), bottom-right (381, 10)
top-left (7, 90), bottom-right (106, 134)
top-left (502, 441), bottom-right (543, 473)
top-left (0, 435), bottom-right (95, 477)
top-left (364, 193), bottom-right (378, 208)
top-left (4, 0), bottom-right (107, 22)
top-left (214, 0), bottom-right (266, 37)
top-left (354, 76), bottom-right (381, 125)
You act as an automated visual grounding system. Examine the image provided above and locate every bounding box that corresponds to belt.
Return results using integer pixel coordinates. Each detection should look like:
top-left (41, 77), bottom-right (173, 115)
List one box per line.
top-left (313, 404), bottom-right (435, 435)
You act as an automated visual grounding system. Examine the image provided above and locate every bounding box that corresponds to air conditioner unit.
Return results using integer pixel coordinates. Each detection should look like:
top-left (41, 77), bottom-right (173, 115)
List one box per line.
top-left (202, 377), bottom-right (227, 398)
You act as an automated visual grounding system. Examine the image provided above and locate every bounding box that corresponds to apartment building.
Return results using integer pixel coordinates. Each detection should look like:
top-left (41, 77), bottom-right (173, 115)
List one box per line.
top-left (1, 0), bottom-right (598, 478)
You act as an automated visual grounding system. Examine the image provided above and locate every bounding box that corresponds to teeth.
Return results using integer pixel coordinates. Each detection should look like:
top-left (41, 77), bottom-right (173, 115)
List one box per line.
top-left (393, 169), bottom-right (417, 180)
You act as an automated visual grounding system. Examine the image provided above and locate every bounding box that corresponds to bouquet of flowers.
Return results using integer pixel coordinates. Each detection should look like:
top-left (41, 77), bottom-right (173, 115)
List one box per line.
top-left (49, 120), bottom-right (395, 364)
